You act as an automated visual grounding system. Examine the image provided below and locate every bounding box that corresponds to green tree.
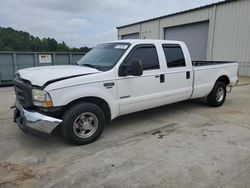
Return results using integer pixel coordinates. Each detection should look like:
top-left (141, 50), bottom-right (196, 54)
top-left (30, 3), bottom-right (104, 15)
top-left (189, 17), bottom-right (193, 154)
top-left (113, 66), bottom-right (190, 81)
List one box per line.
top-left (0, 26), bottom-right (91, 52)
top-left (57, 41), bottom-right (69, 52)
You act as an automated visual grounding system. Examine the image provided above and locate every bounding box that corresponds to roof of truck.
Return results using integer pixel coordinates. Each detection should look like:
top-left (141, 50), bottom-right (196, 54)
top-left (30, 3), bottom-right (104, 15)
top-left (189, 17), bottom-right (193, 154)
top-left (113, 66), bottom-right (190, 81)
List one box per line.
top-left (107, 39), bottom-right (184, 45)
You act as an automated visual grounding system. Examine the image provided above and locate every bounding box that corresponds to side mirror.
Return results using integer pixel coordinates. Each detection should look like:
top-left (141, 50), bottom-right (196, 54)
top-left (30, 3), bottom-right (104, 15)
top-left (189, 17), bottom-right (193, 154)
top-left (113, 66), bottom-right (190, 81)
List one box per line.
top-left (119, 59), bottom-right (143, 77)
top-left (130, 59), bottom-right (143, 76)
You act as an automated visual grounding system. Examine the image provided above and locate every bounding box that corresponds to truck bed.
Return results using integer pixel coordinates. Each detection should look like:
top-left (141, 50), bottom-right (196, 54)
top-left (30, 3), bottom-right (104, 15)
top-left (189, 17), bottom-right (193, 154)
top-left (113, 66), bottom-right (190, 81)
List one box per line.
top-left (192, 61), bottom-right (237, 66)
top-left (191, 61), bottom-right (238, 99)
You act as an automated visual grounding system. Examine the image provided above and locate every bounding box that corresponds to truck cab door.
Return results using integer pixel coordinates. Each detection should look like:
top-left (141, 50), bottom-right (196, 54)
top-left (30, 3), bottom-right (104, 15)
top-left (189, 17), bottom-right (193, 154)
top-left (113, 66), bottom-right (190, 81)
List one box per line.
top-left (162, 44), bottom-right (193, 102)
top-left (117, 44), bottom-right (165, 115)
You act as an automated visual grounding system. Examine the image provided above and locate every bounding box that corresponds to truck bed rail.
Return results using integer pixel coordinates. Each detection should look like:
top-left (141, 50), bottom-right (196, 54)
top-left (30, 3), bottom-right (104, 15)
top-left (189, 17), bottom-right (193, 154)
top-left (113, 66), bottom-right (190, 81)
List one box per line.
top-left (192, 61), bottom-right (237, 66)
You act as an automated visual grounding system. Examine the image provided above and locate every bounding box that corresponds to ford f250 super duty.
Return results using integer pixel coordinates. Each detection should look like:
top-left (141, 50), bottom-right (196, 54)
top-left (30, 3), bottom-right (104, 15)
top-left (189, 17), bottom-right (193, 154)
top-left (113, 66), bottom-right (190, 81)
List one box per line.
top-left (13, 40), bottom-right (239, 145)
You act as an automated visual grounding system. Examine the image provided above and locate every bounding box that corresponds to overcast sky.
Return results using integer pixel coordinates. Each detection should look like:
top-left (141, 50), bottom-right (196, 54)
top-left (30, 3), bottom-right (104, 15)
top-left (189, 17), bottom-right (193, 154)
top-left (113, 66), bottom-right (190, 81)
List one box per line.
top-left (0, 0), bottom-right (223, 47)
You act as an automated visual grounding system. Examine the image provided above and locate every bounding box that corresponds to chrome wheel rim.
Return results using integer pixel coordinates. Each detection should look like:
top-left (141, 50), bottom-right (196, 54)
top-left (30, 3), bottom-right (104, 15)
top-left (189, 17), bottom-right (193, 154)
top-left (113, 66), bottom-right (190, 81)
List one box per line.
top-left (73, 112), bottom-right (98, 138)
top-left (216, 87), bottom-right (224, 102)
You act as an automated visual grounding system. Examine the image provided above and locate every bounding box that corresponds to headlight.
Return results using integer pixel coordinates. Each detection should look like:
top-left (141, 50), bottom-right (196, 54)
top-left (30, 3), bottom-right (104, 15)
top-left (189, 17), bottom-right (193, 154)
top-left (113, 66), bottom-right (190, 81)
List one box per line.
top-left (32, 89), bottom-right (53, 107)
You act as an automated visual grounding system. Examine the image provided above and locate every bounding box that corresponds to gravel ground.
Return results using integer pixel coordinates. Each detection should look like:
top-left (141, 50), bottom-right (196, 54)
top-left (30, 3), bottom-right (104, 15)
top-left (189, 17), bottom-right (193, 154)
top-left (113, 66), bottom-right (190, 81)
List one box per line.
top-left (0, 77), bottom-right (250, 188)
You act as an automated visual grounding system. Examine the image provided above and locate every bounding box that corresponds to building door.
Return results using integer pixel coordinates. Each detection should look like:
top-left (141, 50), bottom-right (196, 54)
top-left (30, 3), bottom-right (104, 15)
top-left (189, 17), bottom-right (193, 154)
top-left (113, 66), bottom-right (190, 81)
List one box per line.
top-left (122, 33), bottom-right (140, 40)
top-left (164, 21), bottom-right (209, 61)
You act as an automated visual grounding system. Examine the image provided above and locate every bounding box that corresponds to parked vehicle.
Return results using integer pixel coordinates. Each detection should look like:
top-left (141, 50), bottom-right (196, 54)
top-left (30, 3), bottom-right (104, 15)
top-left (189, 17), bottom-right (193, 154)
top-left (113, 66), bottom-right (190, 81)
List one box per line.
top-left (13, 40), bottom-right (239, 145)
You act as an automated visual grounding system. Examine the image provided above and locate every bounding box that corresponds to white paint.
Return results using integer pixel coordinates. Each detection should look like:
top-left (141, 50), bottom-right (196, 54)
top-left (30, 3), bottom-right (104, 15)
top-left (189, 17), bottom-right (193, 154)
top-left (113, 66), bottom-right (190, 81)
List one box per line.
top-left (18, 40), bottom-right (239, 120)
top-left (18, 65), bottom-right (100, 86)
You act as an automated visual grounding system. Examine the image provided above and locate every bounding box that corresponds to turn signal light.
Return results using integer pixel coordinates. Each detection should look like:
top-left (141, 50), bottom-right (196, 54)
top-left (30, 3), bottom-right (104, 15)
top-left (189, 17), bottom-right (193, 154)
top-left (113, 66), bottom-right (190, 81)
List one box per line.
top-left (45, 101), bottom-right (53, 108)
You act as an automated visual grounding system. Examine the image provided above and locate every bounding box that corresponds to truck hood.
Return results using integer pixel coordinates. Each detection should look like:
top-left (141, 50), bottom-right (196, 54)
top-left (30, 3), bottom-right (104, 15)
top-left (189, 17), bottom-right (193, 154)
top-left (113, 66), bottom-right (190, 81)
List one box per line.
top-left (18, 65), bottom-right (100, 87)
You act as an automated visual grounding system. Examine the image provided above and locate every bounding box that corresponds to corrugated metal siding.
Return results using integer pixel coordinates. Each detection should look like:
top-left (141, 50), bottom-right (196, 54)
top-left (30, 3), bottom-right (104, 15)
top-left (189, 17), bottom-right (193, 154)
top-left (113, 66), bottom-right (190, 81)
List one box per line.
top-left (117, 0), bottom-right (250, 76)
top-left (0, 54), bottom-right (14, 81)
top-left (159, 6), bottom-right (216, 61)
top-left (211, 0), bottom-right (250, 76)
top-left (0, 52), bottom-right (85, 85)
top-left (141, 20), bottom-right (159, 39)
top-left (16, 54), bottom-right (35, 69)
top-left (212, 0), bottom-right (250, 61)
top-left (118, 6), bottom-right (216, 59)
top-left (118, 24), bottom-right (140, 39)
top-left (159, 7), bottom-right (212, 34)
top-left (55, 54), bottom-right (70, 65)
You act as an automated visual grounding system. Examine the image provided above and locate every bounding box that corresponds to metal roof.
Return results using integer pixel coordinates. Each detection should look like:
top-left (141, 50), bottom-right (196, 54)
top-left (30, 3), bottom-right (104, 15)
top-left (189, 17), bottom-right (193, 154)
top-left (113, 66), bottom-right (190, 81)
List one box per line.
top-left (116, 0), bottom-right (239, 29)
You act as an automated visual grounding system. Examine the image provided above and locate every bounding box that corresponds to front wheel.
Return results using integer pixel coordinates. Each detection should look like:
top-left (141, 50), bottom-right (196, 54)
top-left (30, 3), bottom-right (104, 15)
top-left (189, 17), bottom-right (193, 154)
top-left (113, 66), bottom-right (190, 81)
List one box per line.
top-left (207, 81), bottom-right (227, 107)
top-left (61, 102), bottom-right (105, 145)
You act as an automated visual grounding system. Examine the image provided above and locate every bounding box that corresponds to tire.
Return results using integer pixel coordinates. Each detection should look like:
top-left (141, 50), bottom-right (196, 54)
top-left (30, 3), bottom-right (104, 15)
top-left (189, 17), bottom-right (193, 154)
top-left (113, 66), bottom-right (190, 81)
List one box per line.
top-left (61, 102), bottom-right (105, 145)
top-left (207, 81), bottom-right (227, 107)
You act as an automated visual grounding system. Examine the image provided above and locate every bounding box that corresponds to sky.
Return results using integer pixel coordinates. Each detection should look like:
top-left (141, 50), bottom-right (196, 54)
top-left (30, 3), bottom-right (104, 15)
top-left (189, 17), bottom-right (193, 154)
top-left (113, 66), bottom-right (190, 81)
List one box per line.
top-left (0, 0), bottom-right (224, 48)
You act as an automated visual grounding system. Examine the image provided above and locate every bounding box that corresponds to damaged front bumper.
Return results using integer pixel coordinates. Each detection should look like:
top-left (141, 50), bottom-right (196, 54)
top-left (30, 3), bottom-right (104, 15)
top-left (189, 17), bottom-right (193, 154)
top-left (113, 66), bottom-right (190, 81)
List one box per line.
top-left (14, 100), bottom-right (62, 138)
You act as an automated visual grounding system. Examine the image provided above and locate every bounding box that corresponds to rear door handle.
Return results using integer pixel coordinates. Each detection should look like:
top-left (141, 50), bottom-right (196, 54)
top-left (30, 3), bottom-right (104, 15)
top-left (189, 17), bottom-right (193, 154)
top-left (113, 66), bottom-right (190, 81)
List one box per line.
top-left (186, 71), bottom-right (190, 79)
top-left (155, 74), bottom-right (165, 83)
top-left (160, 74), bottom-right (165, 83)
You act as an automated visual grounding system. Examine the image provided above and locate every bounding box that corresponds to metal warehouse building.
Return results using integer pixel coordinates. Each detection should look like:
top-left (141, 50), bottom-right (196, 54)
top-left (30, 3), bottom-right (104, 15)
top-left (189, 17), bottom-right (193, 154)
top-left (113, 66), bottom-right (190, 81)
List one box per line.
top-left (117, 0), bottom-right (250, 76)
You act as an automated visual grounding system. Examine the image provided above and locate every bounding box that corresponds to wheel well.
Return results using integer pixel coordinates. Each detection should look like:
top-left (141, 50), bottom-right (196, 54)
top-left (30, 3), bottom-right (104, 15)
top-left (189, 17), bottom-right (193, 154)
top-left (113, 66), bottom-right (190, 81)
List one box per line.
top-left (216, 75), bottom-right (230, 86)
top-left (65, 97), bottom-right (111, 122)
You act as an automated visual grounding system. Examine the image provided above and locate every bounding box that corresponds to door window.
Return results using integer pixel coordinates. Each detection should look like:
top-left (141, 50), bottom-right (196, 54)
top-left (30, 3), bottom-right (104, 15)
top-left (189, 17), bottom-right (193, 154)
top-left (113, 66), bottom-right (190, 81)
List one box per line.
top-left (127, 45), bottom-right (160, 70)
top-left (163, 44), bottom-right (186, 68)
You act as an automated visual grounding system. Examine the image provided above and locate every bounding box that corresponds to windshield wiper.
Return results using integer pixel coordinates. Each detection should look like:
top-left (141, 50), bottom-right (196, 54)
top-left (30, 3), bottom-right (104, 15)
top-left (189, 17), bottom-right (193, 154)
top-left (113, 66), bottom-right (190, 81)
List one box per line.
top-left (80, 63), bottom-right (108, 71)
top-left (81, 64), bottom-right (97, 69)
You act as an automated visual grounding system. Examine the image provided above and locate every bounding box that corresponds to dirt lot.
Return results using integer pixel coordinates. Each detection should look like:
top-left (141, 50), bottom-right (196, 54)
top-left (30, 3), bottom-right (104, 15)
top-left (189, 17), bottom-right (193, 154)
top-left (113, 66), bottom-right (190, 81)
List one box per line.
top-left (0, 77), bottom-right (250, 188)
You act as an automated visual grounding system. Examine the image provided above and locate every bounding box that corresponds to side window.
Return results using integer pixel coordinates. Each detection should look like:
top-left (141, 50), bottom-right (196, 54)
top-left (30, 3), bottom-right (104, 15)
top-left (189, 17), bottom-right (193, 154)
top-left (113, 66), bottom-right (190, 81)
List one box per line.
top-left (163, 44), bottom-right (186, 68)
top-left (127, 45), bottom-right (160, 70)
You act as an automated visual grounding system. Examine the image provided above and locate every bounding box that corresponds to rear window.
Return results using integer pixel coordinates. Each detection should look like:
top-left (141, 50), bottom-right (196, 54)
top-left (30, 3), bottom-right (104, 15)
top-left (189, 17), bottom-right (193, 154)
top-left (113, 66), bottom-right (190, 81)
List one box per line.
top-left (163, 44), bottom-right (186, 68)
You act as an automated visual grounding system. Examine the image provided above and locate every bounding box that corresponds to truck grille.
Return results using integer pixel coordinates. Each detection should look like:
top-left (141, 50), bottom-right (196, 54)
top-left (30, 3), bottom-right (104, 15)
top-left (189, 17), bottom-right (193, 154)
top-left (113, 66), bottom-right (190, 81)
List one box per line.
top-left (13, 78), bottom-right (33, 108)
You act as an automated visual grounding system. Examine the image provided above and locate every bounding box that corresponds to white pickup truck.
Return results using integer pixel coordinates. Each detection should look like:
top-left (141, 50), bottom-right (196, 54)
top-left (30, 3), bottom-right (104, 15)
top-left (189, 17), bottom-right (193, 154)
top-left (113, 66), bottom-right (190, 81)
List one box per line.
top-left (13, 40), bottom-right (238, 145)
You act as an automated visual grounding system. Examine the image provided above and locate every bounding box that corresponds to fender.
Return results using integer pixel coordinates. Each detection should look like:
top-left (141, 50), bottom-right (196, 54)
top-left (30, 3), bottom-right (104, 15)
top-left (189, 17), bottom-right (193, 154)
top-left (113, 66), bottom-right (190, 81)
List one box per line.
top-left (204, 70), bottom-right (230, 96)
top-left (213, 70), bottom-right (231, 85)
top-left (48, 83), bottom-right (119, 120)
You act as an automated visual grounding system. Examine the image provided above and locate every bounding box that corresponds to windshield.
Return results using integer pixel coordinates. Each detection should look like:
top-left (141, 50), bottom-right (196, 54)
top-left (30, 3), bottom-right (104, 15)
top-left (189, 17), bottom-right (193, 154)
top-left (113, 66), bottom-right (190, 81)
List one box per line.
top-left (77, 42), bottom-right (130, 71)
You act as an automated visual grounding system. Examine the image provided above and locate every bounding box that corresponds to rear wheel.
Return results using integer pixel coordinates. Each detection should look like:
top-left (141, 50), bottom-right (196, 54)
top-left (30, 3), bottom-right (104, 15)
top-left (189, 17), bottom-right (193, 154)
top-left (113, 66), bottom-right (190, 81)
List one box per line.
top-left (207, 81), bottom-right (227, 107)
top-left (61, 102), bottom-right (105, 145)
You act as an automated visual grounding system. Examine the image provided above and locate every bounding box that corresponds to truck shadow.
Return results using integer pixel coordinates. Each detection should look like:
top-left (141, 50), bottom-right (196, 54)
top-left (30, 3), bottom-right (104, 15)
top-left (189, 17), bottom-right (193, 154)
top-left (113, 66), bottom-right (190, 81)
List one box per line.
top-left (107, 98), bottom-right (207, 129)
